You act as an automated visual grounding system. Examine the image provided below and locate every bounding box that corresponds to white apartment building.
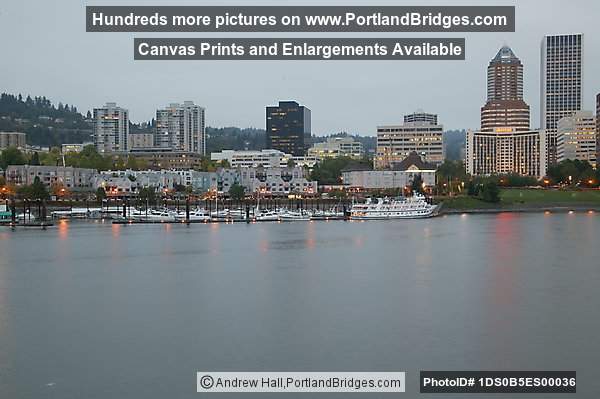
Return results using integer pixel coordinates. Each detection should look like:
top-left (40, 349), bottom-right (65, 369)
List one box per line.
top-left (211, 149), bottom-right (318, 169)
top-left (376, 112), bottom-right (444, 169)
top-left (466, 128), bottom-right (547, 178)
top-left (557, 111), bottom-right (597, 168)
top-left (93, 103), bottom-right (129, 154)
top-left (308, 136), bottom-right (364, 159)
top-left (6, 165), bottom-right (97, 191)
top-left (94, 170), bottom-right (184, 196)
top-left (211, 149), bottom-right (290, 168)
top-left (237, 167), bottom-right (318, 196)
top-left (156, 101), bottom-right (206, 155)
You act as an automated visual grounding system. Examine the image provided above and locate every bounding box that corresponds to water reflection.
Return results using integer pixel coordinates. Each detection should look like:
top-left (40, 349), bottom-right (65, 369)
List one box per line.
top-left (57, 220), bottom-right (69, 240)
top-left (111, 223), bottom-right (121, 238)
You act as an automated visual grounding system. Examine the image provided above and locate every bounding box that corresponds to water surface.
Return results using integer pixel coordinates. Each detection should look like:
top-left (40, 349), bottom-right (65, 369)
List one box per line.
top-left (0, 213), bottom-right (598, 398)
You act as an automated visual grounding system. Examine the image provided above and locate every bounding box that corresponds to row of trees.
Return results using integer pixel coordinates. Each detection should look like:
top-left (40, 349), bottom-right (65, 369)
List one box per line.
top-left (309, 156), bottom-right (372, 185)
top-left (546, 159), bottom-right (598, 186)
top-left (0, 145), bottom-right (233, 173)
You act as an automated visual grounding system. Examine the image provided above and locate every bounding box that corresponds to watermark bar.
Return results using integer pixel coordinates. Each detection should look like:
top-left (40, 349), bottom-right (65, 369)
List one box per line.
top-left (133, 38), bottom-right (465, 61)
top-left (420, 371), bottom-right (576, 393)
top-left (197, 372), bottom-right (405, 393)
top-left (87, 6), bottom-right (514, 32)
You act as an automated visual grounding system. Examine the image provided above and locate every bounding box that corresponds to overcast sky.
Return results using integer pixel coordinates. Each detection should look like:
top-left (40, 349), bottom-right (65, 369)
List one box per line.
top-left (1, 0), bottom-right (598, 135)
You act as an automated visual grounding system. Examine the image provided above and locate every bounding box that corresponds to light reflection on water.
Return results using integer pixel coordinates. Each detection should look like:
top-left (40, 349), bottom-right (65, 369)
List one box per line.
top-left (0, 213), bottom-right (598, 399)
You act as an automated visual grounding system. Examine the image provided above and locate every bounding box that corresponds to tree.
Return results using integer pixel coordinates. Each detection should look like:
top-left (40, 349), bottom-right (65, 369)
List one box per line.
top-left (138, 187), bottom-right (156, 204)
top-left (219, 159), bottom-right (231, 168)
top-left (125, 156), bottom-right (139, 170)
top-left (29, 152), bottom-right (40, 165)
top-left (29, 176), bottom-right (50, 200)
top-left (229, 183), bottom-right (245, 201)
top-left (480, 181), bottom-right (500, 203)
top-left (310, 157), bottom-right (371, 185)
top-left (286, 158), bottom-right (296, 168)
top-left (0, 176), bottom-right (5, 187)
top-left (0, 147), bottom-right (26, 169)
top-left (436, 160), bottom-right (468, 193)
top-left (411, 174), bottom-right (424, 194)
top-left (96, 187), bottom-right (107, 202)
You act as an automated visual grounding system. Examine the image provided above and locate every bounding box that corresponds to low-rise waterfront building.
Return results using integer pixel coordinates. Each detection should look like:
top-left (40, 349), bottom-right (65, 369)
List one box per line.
top-left (375, 111), bottom-right (444, 169)
top-left (237, 166), bottom-right (318, 196)
top-left (211, 149), bottom-right (290, 168)
top-left (94, 169), bottom-right (185, 197)
top-left (465, 128), bottom-right (547, 178)
top-left (557, 110), bottom-right (596, 168)
top-left (62, 143), bottom-right (94, 154)
top-left (128, 133), bottom-right (154, 150)
top-left (342, 152), bottom-right (436, 190)
top-left (6, 165), bottom-right (97, 191)
top-left (128, 149), bottom-right (204, 170)
top-left (0, 132), bottom-right (26, 150)
top-left (211, 149), bottom-right (318, 169)
top-left (171, 170), bottom-right (216, 192)
top-left (308, 136), bottom-right (364, 159)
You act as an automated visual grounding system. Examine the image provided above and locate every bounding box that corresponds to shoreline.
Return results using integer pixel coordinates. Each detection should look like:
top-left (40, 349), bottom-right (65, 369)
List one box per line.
top-left (440, 204), bottom-right (600, 215)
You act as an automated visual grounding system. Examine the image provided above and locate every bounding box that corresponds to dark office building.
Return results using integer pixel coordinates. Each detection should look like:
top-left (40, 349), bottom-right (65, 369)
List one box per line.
top-left (266, 101), bottom-right (311, 156)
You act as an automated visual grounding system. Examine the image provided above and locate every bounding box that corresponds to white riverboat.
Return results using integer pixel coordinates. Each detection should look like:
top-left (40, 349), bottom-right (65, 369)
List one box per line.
top-left (350, 194), bottom-right (439, 220)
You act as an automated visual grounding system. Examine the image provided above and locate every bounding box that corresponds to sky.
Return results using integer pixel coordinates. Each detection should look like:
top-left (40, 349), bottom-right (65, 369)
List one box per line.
top-left (1, 0), bottom-right (598, 135)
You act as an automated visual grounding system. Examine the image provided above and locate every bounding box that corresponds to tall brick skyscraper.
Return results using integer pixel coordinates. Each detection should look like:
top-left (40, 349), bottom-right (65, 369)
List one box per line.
top-left (480, 46), bottom-right (530, 132)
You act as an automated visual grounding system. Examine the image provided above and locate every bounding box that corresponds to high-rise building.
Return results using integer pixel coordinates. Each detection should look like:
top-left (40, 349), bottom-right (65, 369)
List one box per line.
top-left (266, 101), bottom-right (311, 156)
top-left (480, 46), bottom-right (530, 132)
top-left (93, 103), bottom-right (129, 154)
top-left (557, 111), bottom-right (596, 168)
top-left (541, 33), bottom-right (583, 165)
top-left (404, 111), bottom-right (438, 125)
top-left (156, 101), bottom-right (206, 155)
top-left (597, 93), bottom-right (600, 167)
top-left (466, 128), bottom-right (547, 178)
top-left (375, 111), bottom-right (444, 169)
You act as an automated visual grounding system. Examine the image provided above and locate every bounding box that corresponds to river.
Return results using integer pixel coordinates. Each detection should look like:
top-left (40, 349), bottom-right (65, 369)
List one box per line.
top-left (0, 212), bottom-right (598, 398)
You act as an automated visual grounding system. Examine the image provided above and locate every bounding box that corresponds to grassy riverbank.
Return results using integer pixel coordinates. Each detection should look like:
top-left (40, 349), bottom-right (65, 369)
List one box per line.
top-left (441, 188), bottom-right (600, 213)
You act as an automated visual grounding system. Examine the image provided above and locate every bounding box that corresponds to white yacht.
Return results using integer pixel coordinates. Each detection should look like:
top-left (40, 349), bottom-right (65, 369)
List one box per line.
top-left (311, 207), bottom-right (345, 220)
top-left (350, 194), bottom-right (439, 220)
top-left (17, 211), bottom-right (36, 222)
top-left (175, 208), bottom-right (211, 222)
top-left (130, 208), bottom-right (176, 222)
top-left (254, 209), bottom-right (280, 222)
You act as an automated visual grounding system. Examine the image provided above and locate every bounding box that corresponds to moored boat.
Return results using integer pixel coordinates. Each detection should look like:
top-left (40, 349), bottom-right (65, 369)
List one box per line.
top-left (350, 194), bottom-right (439, 220)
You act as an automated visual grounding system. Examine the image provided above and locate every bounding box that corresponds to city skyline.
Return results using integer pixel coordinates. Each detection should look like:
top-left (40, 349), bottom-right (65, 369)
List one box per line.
top-left (2, 0), bottom-right (600, 135)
